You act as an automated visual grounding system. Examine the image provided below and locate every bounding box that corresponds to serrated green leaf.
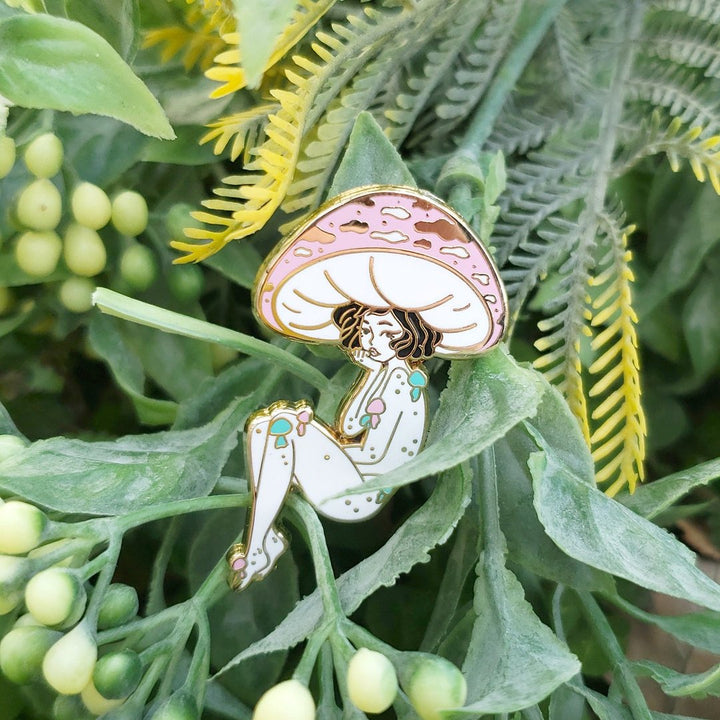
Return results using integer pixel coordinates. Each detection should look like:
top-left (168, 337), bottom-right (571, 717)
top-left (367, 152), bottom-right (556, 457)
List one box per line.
top-left (357, 348), bottom-right (545, 495)
top-left (0, 14), bottom-right (174, 138)
top-left (232, 0), bottom-right (296, 89)
top-left (0, 396), bottom-right (256, 514)
top-left (0, 401), bottom-right (24, 439)
top-left (528, 430), bottom-right (720, 611)
top-left (64, 0), bottom-right (139, 60)
top-left (215, 464), bottom-right (471, 676)
top-left (613, 595), bottom-right (720, 656)
top-left (88, 313), bottom-right (178, 426)
top-left (450, 453), bottom-right (579, 717)
top-left (617, 456), bottom-right (720, 520)
top-left (328, 111), bottom-right (416, 198)
top-left (632, 659), bottom-right (720, 699)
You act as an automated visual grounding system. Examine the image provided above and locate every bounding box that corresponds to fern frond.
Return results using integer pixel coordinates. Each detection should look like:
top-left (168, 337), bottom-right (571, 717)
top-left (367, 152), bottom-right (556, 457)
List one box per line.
top-left (411, 0), bottom-right (522, 148)
top-left (201, 104), bottom-right (278, 163)
top-left (283, 0), bottom-right (457, 217)
top-left (144, 1), bottom-right (232, 71)
top-left (175, 3), bottom-right (430, 261)
top-left (627, 57), bottom-right (720, 130)
top-left (616, 111), bottom-right (720, 192)
top-left (645, 12), bottom-right (720, 77)
top-left (649, 0), bottom-right (720, 24)
top-left (532, 220), bottom-right (595, 444)
top-left (205, 0), bottom-right (338, 97)
top-left (382, 0), bottom-right (487, 145)
top-left (492, 132), bottom-right (596, 265)
top-left (553, 8), bottom-right (595, 94)
top-left (588, 211), bottom-right (646, 496)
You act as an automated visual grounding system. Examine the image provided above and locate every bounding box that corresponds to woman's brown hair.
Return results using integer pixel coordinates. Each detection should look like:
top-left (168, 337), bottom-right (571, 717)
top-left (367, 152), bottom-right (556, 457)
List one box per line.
top-left (331, 302), bottom-right (442, 362)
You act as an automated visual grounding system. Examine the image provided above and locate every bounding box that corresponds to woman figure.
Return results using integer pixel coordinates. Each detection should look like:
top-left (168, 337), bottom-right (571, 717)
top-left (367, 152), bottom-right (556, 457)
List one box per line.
top-left (229, 187), bottom-right (506, 590)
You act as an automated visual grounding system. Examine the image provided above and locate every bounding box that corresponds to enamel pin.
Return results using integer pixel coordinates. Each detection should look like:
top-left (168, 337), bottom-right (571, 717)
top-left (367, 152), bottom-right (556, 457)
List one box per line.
top-left (228, 186), bottom-right (507, 590)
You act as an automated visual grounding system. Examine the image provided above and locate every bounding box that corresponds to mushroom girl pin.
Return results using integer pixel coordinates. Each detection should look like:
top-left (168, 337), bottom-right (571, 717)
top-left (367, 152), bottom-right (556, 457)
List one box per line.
top-left (227, 185), bottom-right (507, 590)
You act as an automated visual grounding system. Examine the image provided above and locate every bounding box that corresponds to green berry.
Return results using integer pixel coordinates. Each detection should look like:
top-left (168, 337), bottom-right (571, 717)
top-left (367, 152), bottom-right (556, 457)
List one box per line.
top-left (53, 694), bottom-right (96, 720)
top-left (252, 680), bottom-right (315, 720)
top-left (402, 655), bottom-right (467, 720)
top-left (0, 434), bottom-right (26, 462)
top-left (111, 191), bottom-right (148, 237)
top-left (15, 230), bottom-right (62, 278)
top-left (347, 648), bottom-right (398, 714)
top-left (150, 691), bottom-right (199, 720)
top-left (210, 343), bottom-right (238, 371)
top-left (63, 223), bottom-right (107, 277)
top-left (16, 178), bottom-right (62, 231)
top-left (81, 679), bottom-right (124, 715)
top-left (25, 568), bottom-right (86, 627)
top-left (97, 583), bottom-right (139, 630)
top-left (0, 135), bottom-right (16, 179)
top-left (0, 556), bottom-right (27, 615)
top-left (0, 625), bottom-right (62, 684)
top-left (93, 650), bottom-right (142, 699)
top-left (71, 182), bottom-right (112, 230)
top-left (0, 286), bottom-right (12, 314)
top-left (119, 244), bottom-right (157, 291)
top-left (0, 500), bottom-right (47, 555)
top-left (167, 264), bottom-right (203, 303)
top-left (0, 555), bottom-right (27, 588)
top-left (42, 623), bottom-right (97, 695)
top-left (59, 277), bottom-right (95, 313)
top-left (24, 132), bottom-right (63, 178)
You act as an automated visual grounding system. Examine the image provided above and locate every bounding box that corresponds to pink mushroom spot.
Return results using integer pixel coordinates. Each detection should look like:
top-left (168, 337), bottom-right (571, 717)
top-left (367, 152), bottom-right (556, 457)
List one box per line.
top-left (340, 220), bottom-right (369, 233)
top-left (232, 557), bottom-right (246, 571)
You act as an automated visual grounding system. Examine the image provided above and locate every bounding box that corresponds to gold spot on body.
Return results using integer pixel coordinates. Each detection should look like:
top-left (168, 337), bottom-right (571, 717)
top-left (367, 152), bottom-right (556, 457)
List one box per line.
top-left (413, 239), bottom-right (432, 249)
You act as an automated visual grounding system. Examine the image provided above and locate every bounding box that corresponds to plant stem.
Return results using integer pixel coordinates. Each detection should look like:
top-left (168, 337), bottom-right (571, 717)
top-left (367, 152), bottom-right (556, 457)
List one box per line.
top-left (576, 590), bottom-right (652, 720)
top-left (293, 624), bottom-right (332, 685)
top-left (84, 536), bottom-right (121, 624)
top-left (114, 493), bottom-right (250, 534)
top-left (92, 288), bottom-right (329, 390)
top-left (287, 494), bottom-right (344, 618)
top-left (457, 0), bottom-right (569, 158)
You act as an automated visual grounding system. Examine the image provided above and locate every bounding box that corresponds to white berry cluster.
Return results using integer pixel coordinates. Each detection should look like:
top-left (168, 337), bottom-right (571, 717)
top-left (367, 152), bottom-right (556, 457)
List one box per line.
top-left (0, 492), bottom-right (146, 717)
top-left (0, 131), bottom-right (157, 318)
top-left (251, 647), bottom-right (467, 720)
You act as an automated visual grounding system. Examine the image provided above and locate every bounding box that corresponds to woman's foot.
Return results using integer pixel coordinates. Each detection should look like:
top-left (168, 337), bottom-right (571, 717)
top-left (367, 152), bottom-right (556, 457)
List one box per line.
top-left (228, 528), bottom-right (289, 591)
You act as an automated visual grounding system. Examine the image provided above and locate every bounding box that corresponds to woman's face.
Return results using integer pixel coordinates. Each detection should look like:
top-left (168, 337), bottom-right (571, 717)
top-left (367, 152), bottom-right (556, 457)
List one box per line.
top-left (359, 311), bottom-right (403, 362)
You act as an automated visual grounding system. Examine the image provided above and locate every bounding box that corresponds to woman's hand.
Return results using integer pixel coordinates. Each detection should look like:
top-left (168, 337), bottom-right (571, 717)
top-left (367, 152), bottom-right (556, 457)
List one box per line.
top-left (351, 348), bottom-right (383, 371)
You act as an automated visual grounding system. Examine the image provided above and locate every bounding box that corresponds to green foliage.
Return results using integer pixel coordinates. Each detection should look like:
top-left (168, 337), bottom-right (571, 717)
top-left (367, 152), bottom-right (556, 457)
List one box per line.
top-left (1, 1), bottom-right (720, 720)
top-left (0, 14), bottom-right (173, 139)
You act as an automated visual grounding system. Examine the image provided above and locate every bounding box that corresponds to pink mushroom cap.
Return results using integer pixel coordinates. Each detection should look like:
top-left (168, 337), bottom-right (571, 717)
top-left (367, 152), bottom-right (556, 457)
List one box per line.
top-left (254, 186), bottom-right (507, 357)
